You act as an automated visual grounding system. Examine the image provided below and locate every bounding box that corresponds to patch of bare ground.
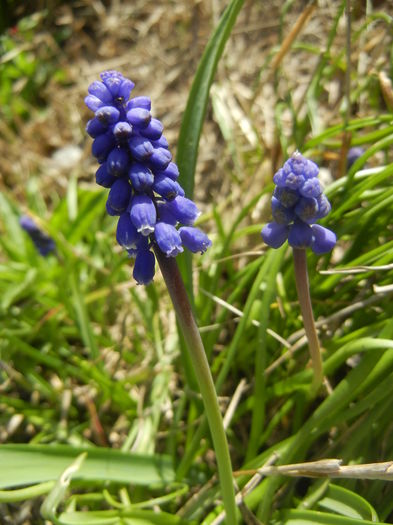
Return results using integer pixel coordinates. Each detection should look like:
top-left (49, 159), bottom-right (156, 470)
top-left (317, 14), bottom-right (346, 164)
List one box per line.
top-left (1, 1), bottom-right (391, 220)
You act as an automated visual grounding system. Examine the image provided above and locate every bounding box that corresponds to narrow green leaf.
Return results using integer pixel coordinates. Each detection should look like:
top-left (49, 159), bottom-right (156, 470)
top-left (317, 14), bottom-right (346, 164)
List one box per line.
top-left (177, 0), bottom-right (244, 198)
top-left (41, 452), bottom-right (87, 520)
top-left (1, 267), bottom-right (38, 310)
top-left (247, 248), bottom-right (285, 461)
top-left (280, 508), bottom-right (385, 525)
top-left (67, 191), bottom-right (105, 244)
top-left (318, 484), bottom-right (379, 522)
top-left (69, 271), bottom-right (100, 360)
top-left (0, 191), bottom-right (27, 259)
top-left (0, 444), bottom-right (175, 489)
top-left (175, 0), bottom-right (244, 290)
top-left (0, 481), bottom-right (55, 503)
top-left (57, 508), bottom-right (188, 525)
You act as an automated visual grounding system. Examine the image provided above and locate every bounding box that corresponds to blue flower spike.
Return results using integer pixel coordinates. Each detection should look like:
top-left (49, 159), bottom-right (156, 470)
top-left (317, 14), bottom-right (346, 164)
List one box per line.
top-left (85, 70), bottom-right (211, 285)
top-left (262, 151), bottom-right (337, 393)
top-left (261, 151), bottom-right (336, 254)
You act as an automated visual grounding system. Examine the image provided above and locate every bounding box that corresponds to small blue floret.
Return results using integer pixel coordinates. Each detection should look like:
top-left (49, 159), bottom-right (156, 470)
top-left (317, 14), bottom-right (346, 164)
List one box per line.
top-left (288, 220), bottom-right (313, 248)
top-left (154, 222), bottom-right (184, 257)
top-left (116, 213), bottom-right (140, 250)
top-left (128, 163), bottom-right (154, 192)
top-left (166, 196), bottom-right (200, 226)
top-left (96, 163), bottom-right (116, 188)
top-left (133, 248), bottom-right (156, 285)
top-left (107, 147), bottom-right (130, 177)
top-left (130, 194), bottom-right (157, 236)
top-left (261, 222), bottom-right (289, 249)
top-left (179, 227), bottom-right (212, 254)
top-left (310, 224), bottom-right (336, 254)
top-left (107, 178), bottom-right (132, 213)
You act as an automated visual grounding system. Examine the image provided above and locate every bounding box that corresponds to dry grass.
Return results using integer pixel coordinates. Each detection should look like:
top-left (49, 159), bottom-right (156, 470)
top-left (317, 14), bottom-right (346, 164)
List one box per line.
top-left (1, 1), bottom-right (391, 235)
top-left (1, 1), bottom-right (391, 206)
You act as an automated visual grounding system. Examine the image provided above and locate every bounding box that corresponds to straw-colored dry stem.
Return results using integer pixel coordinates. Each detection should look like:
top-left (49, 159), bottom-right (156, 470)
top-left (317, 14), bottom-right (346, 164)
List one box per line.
top-left (235, 458), bottom-right (393, 481)
top-left (270, 0), bottom-right (317, 73)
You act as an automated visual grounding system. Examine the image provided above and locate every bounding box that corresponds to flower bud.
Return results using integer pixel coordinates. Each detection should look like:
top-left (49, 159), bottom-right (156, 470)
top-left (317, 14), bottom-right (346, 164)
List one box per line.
top-left (155, 162), bottom-right (179, 181)
top-left (116, 213), bottom-right (140, 249)
top-left (149, 147), bottom-right (172, 170)
top-left (179, 227), bottom-right (212, 254)
top-left (126, 96), bottom-right (151, 111)
top-left (88, 81), bottom-right (113, 103)
top-left (261, 222), bottom-right (288, 249)
top-left (85, 94), bottom-right (105, 112)
top-left (140, 118), bottom-right (164, 140)
top-left (107, 178), bottom-right (132, 213)
top-left (288, 221), bottom-right (313, 248)
top-left (107, 147), bottom-right (130, 177)
top-left (130, 194), bottom-right (157, 236)
top-left (152, 135), bottom-right (169, 149)
top-left (154, 222), bottom-right (184, 257)
top-left (311, 225), bottom-right (337, 254)
top-left (113, 121), bottom-right (133, 141)
top-left (128, 136), bottom-right (154, 161)
top-left (96, 163), bottom-right (116, 188)
top-left (92, 133), bottom-right (116, 162)
top-left (133, 248), bottom-right (155, 285)
top-left (95, 106), bottom-right (120, 126)
top-left (128, 163), bottom-right (154, 192)
top-left (153, 174), bottom-right (184, 201)
top-left (86, 117), bottom-right (107, 138)
top-left (126, 108), bottom-right (151, 129)
top-left (166, 196), bottom-right (200, 226)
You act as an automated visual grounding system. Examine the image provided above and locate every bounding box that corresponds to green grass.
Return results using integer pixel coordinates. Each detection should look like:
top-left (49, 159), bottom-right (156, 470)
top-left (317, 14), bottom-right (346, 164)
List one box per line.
top-left (1, 1), bottom-right (393, 524)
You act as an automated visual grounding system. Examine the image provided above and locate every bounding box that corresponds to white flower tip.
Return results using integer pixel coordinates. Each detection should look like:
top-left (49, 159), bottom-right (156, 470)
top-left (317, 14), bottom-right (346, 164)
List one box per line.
top-left (138, 225), bottom-right (155, 236)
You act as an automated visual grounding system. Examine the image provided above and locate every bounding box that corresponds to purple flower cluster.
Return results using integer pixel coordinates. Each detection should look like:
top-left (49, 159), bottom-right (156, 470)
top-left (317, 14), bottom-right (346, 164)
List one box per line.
top-left (261, 152), bottom-right (336, 253)
top-left (85, 71), bottom-right (211, 284)
top-left (20, 215), bottom-right (56, 256)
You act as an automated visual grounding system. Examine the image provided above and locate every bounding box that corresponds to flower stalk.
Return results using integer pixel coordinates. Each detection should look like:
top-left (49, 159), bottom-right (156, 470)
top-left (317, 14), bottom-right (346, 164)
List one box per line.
top-left (292, 247), bottom-right (323, 392)
top-left (154, 247), bottom-right (237, 525)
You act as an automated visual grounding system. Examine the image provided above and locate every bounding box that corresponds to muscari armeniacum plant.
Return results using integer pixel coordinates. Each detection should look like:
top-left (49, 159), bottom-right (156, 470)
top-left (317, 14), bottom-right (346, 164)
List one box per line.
top-left (85, 71), bottom-right (237, 523)
top-left (261, 151), bottom-right (336, 391)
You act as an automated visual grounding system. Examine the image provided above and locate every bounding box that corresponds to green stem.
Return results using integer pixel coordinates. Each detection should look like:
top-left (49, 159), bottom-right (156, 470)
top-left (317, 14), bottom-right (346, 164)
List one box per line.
top-left (292, 248), bottom-right (323, 392)
top-left (154, 247), bottom-right (237, 525)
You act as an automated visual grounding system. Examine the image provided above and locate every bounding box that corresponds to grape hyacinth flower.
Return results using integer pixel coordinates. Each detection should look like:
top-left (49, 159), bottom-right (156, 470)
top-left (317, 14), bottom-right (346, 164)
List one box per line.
top-left (85, 70), bottom-right (211, 285)
top-left (85, 71), bottom-right (237, 523)
top-left (261, 152), bottom-right (337, 392)
top-left (261, 151), bottom-right (336, 254)
top-left (19, 215), bottom-right (56, 256)
top-left (346, 146), bottom-right (365, 170)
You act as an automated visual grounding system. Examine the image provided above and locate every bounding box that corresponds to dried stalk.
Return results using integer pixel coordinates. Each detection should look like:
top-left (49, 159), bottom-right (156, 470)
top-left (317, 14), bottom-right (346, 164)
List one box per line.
top-left (236, 458), bottom-right (393, 481)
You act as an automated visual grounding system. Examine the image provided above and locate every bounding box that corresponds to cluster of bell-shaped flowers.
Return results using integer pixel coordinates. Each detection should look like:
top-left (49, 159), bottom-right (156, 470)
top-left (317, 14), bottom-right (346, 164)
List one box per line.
top-left (261, 151), bottom-right (336, 254)
top-left (85, 70), bottom-right (211, 284)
